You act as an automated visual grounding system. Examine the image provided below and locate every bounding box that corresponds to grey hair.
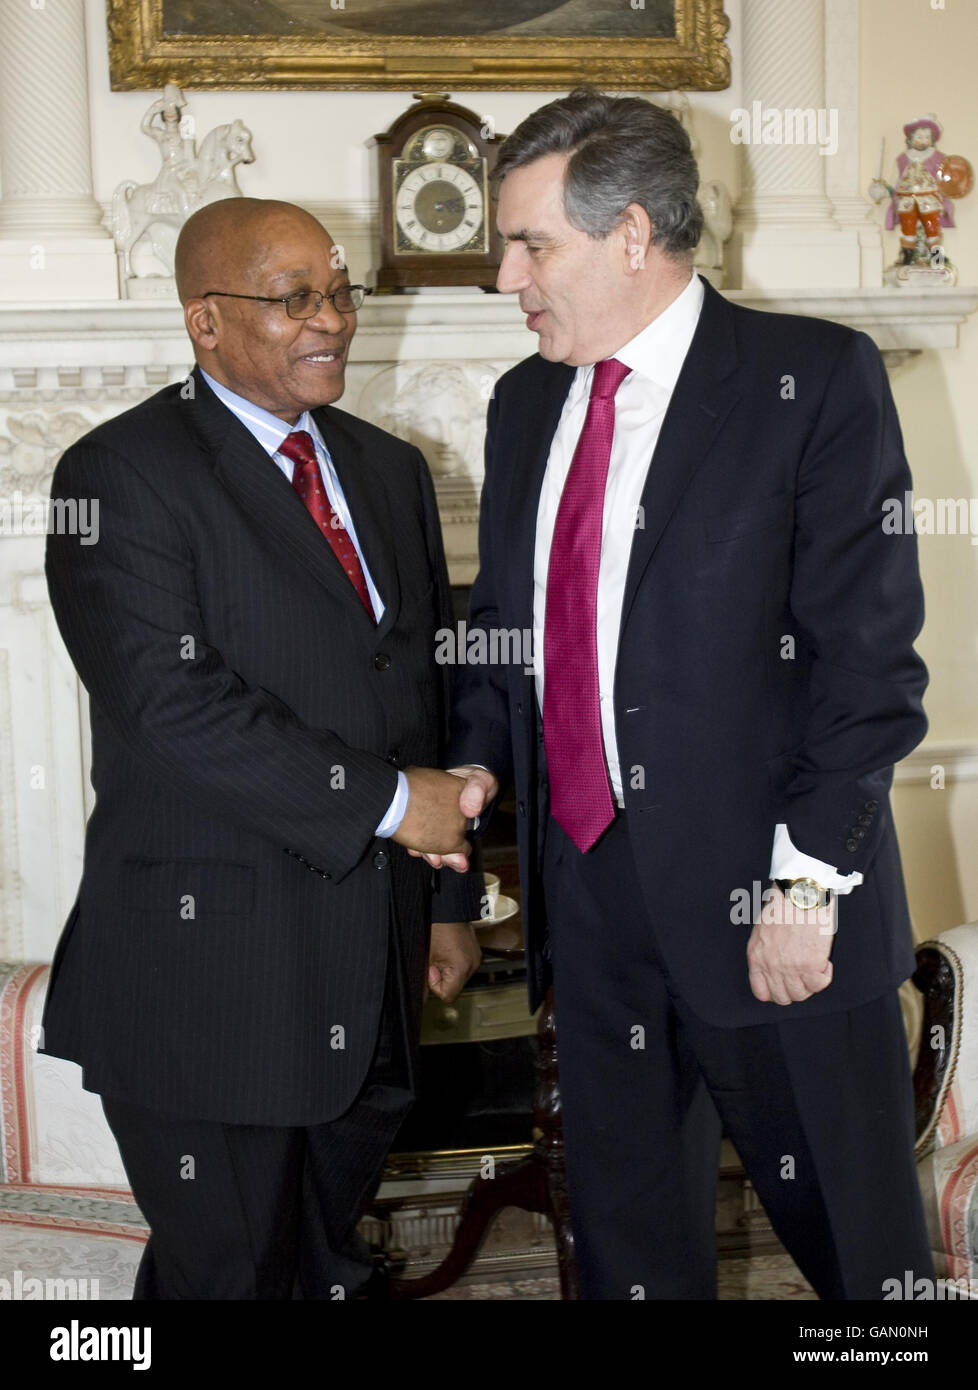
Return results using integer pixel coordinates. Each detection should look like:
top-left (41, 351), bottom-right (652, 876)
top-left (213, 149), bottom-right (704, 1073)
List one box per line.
top-left (493, 87), bottom-right (702, 260)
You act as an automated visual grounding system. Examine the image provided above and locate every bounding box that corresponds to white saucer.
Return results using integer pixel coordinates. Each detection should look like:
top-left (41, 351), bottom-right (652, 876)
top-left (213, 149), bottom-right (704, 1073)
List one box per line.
top-left (471, 893), bottom-right (519, 928)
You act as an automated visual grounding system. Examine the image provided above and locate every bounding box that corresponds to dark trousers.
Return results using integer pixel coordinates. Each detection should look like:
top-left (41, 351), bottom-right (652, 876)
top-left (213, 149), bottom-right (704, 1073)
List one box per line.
top-left (542, 812), bottom-right (934, 1301)
top-left (101, 935), bottom-right (413, 1301)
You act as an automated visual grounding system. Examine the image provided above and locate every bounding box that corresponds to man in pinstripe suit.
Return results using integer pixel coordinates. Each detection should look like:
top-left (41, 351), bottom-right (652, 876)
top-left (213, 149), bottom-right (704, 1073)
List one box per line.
top-left (41, 198), bottom-right (482, 1299)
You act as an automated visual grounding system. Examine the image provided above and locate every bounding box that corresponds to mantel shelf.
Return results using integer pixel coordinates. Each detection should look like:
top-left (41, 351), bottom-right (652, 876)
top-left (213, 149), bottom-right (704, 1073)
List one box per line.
top-left (725, 286), bottom-right (978, 353)
top-left (1, 284), bottom-right (976, 382)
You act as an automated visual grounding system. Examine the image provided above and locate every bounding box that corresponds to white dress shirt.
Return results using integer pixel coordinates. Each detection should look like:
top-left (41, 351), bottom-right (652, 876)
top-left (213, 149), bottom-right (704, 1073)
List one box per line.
top-left (529, 278), bottom-right (860, 893)
top-left (200, 369), bottom-right (408, 837)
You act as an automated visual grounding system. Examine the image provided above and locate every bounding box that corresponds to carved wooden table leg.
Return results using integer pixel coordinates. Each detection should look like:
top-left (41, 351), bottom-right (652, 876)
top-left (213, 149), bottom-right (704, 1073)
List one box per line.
top-left (532, 990), bottom-right (579, 1299)
top-left (389, 987), bottom-right (579, 1299)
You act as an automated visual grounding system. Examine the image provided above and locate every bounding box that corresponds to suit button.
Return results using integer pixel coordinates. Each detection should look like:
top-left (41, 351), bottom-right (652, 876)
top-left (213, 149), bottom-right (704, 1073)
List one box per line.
top-left (516, 701), bottom-right (523, 715)
top-left (846, 838), bottom-right (859, 852)
top-left (318, 870), bottom-right (332, 880)
top-left (373, 653), bottom-right (391, 671)
top-left (385, 750), bottom-right (400, 766)
top-left (865, 800), bottom-right (878, 811)
top-left (858, 814), bottom-right (872, 826)
top-left (518, 801), bottom-right (526, 816)
top-left (851, 826), bottom-right (866, 840)
top-left (373, 851), bottom-right (389, 869)
top-left (284, 847), bottom-right (297, 857)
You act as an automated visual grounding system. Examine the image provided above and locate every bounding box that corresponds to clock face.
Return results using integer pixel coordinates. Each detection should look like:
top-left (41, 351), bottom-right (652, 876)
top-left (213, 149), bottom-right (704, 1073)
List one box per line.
top-left (394, 161), bottom-right (488, 255)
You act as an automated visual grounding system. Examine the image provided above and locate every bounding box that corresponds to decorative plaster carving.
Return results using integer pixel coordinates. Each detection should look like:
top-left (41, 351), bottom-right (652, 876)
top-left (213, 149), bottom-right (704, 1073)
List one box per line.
top-left (0, 411), bottom-right (94, 499)
top-left (357, 360), bottom-right (496, 484)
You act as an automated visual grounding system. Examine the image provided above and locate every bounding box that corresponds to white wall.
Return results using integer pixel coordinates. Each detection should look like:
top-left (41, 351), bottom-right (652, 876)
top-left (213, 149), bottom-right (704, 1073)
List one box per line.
top-left (861, 0), bottom-right (978, 939)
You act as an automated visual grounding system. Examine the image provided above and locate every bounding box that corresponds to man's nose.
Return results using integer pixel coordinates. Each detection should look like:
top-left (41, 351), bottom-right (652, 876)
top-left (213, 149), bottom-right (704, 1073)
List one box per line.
top-left (305, 296), bottom-right (350, 332)
top-left (496, 244), bottom-right (529, 295)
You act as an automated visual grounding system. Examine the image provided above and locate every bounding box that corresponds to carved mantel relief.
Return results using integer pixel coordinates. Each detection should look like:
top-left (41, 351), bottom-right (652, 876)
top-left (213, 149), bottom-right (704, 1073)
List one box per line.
top-left (0, 411), bottom-right (95, 500)
top-left (353, 357), bottom-right (502, 583)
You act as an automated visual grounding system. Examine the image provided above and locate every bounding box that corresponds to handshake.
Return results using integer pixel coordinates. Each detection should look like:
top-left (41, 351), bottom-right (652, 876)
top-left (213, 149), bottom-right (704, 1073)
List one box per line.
top-left (392, 765), bottom-right (499, 872)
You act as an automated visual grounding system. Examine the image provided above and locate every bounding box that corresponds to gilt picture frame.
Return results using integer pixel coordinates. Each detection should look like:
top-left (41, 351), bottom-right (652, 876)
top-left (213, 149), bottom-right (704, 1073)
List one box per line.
top-left (107, 0), bottom-right (730, 92)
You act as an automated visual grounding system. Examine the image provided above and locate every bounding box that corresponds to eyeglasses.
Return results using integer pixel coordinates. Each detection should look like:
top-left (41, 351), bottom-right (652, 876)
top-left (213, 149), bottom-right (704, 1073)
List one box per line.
top-left (201, 284), bottom-right (371, 318)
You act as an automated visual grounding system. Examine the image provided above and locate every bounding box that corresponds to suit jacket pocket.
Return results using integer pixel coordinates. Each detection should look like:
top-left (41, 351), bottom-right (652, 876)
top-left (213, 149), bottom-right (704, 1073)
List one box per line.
top-left (121, 858), bottom-right (255, 918)
top-left (705, 492), bottom-right (791, 543)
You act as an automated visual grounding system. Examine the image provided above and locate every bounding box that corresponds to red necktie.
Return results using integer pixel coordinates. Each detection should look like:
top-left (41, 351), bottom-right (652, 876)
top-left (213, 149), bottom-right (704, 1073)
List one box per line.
top-left (278, 430), bottom-right (375, 622)
top-left (543, 358), bottom-right (631, 852)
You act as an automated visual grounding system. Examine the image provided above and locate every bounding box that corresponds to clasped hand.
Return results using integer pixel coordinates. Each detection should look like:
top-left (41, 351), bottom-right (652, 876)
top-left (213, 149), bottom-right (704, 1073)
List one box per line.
top-left (392, 765), bottom-right (499, 873)
top-left (747, 885), bottom-right (836, 1005)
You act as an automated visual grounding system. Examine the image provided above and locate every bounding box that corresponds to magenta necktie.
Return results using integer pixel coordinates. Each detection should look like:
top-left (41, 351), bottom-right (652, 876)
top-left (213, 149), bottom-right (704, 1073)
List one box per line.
top-left (543, 357), bottom-right (631, 852)
top-left (278, 430), bottom-right (375, 622)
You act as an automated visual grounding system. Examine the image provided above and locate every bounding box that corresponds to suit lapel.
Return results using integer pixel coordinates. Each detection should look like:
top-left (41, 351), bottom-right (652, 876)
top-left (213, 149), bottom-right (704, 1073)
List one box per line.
top-left (505, 359), bottom-right (575, 631)
top-left (501, 281), bottom-right (741, 634)
top-left (314, 405), bottom-right (402, 639)
top-left (191, 370), bottom-right (381, 626)
top-left (619, 278), bottom-right (741, 632)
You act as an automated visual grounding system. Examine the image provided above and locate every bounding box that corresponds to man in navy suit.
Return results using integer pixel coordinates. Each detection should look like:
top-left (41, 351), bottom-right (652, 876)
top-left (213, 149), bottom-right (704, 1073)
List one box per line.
top-left (440, 90), bottom-right (935, 1299)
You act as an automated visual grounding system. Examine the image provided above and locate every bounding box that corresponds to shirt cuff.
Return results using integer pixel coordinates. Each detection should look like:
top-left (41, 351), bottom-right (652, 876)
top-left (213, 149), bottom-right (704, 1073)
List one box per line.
top-left (770, 822), bottom-right (863, 895)
top-left (375, 770), bottom-right (409, 838)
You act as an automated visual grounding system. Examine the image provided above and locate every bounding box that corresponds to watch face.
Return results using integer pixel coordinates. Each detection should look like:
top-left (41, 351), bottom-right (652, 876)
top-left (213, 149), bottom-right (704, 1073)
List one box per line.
top-left (787, 881), bottom-right (820, 911)
top-left (394, 161), bottom-right (487, 254)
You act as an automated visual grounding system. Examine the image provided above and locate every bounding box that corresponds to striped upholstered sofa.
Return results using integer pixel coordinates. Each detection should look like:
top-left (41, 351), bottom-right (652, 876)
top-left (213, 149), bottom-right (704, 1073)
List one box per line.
top-left (2, 926), bottom-right (977, 1299)
top-left (0, 962), bottom-right (146, 1300)
top-left (912, 923), bottom-right (978, 1291)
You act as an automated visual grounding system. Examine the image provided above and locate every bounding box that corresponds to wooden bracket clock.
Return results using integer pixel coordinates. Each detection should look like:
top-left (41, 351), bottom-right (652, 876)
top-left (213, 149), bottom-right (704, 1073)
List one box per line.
top-left (372, 95), bottom-right (505, 292)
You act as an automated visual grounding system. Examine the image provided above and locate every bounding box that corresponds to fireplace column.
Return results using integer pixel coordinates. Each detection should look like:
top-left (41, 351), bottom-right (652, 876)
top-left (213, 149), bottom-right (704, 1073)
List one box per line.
top-left (727, 0), bottom-right (871, 289)
top-left (0, 0), bottom-right (118, 299)
top-left (823, 0), bottom-right (884, 286)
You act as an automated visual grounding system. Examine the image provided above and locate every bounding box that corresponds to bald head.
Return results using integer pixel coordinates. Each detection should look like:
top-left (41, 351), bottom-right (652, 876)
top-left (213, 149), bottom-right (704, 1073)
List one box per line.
top-left (175, 198), bottom-right (328, 304)
top-left (177, 197), bottom-right (357, 424)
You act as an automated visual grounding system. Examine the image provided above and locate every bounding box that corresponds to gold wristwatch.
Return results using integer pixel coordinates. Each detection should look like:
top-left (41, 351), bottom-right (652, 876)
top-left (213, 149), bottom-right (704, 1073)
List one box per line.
top-left (774, 877), bottom-right (832, 910)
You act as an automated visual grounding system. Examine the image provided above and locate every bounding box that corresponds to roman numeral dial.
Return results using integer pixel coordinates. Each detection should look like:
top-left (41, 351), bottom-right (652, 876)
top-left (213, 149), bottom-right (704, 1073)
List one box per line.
top-left (394, 161), bottom-right (487, 254)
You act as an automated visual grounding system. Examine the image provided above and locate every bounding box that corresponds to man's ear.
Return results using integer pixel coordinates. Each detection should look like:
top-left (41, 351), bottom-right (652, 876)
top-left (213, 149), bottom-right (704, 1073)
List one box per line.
top-left (620, 202), bottom-right (654, 275)
top-left (184, 298), bottom-right (218, 351)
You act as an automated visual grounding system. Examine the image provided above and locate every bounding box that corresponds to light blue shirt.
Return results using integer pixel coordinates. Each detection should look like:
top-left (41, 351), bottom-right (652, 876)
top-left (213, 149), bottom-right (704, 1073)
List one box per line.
top-left (200, 369), bottom-right (408, 837)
